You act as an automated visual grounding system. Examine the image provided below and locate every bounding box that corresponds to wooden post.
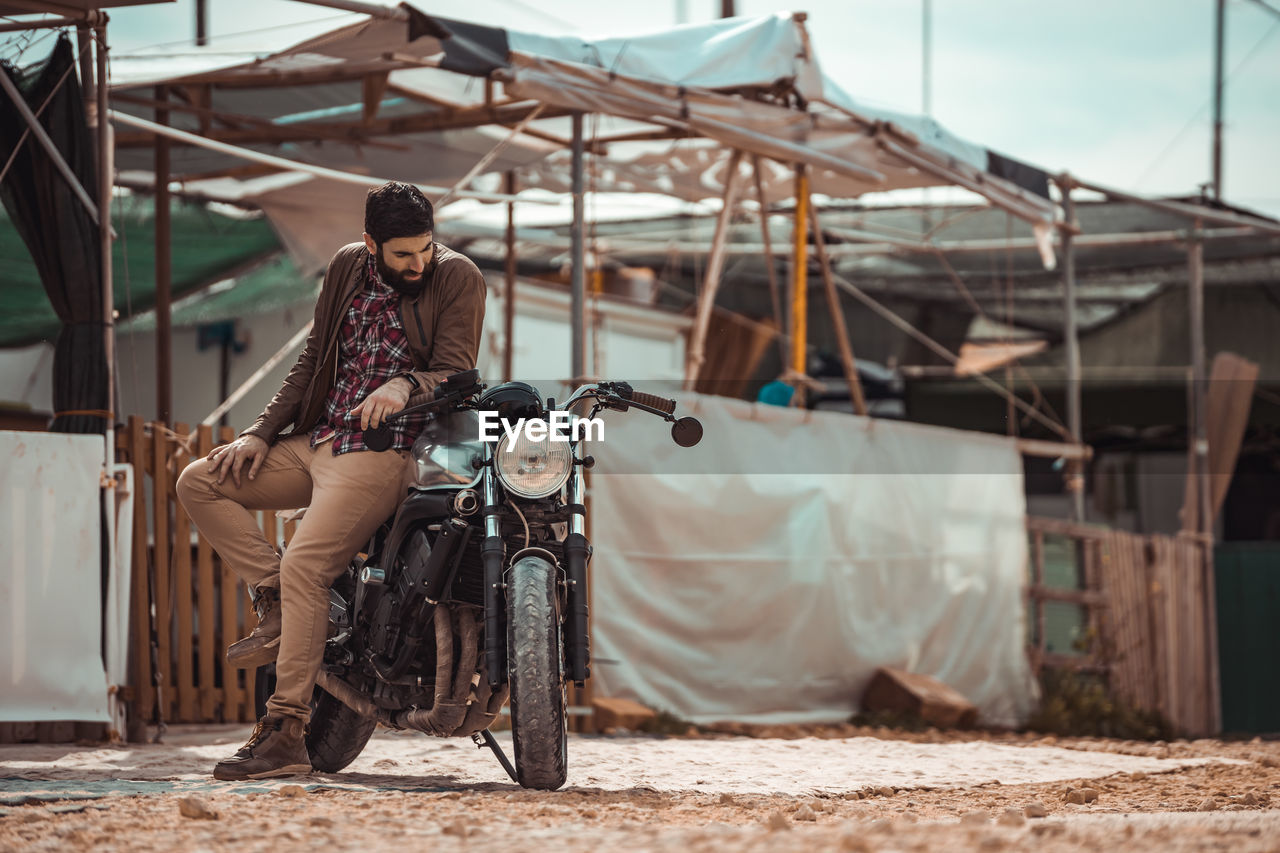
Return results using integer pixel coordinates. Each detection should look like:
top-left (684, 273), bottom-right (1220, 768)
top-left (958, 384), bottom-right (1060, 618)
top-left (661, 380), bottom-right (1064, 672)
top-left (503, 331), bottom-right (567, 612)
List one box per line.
top-left (213, 424), bottom-right (245, 720)
top-left (173, 423), bottom-right (194, 722)
top-left (504, 170), bottom-right (517, 381)
top-left (791, 166), bottom-right (809, 377)
top-left (196, 425), bottom-right (217, 721)
top-left (752, 155), bottom-right (788, 368)
top-left (684, 148), bottom-right (744, 390)
top-left (151, 422), bottom-right (172, 720)
top-left (155, 86), bottom-right (172, 424)
top-left (1187, 226), bottom-right (1221, 733)
top-left (1057, 174), bottom-right (1085, 521)
top-left (809, 202), bottom-right (868, 416)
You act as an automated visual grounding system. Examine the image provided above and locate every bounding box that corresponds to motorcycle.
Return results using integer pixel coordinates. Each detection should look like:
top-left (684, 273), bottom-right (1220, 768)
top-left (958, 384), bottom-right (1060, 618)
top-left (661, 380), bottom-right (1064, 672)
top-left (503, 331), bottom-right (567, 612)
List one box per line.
top-left (254, 370), bottom-right (702, 790)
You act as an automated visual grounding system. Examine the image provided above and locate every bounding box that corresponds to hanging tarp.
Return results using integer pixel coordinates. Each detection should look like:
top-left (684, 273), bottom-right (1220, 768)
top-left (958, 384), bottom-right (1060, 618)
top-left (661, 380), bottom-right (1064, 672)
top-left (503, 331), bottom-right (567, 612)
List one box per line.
top-left (589, 393), bottom-right (1036, 727)
top-left (0, 196), bottom-right (281, 348)
top-left (0, 34), bottom-right (105, 433)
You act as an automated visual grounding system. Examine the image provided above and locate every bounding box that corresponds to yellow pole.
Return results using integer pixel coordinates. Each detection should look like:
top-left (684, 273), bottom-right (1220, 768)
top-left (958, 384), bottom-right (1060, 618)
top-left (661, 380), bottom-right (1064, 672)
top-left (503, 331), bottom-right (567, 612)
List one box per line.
top-left (791, 166), bottom-right (809, 376)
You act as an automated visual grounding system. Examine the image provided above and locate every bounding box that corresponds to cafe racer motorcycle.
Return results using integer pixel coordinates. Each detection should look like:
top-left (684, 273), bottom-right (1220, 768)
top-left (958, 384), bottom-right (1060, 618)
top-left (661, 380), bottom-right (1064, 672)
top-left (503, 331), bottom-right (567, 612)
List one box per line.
top-left (254, 370), bottom-right (702, 790)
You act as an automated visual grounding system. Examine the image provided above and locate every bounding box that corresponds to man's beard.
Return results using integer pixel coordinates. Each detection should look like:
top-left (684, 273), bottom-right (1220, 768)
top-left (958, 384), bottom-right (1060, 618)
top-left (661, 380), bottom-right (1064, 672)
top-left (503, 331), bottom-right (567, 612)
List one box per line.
top-left (375, 250), bottom-right (427, 297)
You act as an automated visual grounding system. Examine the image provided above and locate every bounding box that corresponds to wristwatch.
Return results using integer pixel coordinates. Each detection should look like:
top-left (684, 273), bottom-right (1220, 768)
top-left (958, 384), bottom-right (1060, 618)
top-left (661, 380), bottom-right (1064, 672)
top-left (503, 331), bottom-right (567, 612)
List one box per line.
top-left (397, 372), bottom-right (421, 393)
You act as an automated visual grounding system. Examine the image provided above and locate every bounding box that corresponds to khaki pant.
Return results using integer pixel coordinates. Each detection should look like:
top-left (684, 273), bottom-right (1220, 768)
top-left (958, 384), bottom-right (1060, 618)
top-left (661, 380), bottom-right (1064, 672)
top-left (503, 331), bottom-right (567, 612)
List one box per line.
top-left (176, 435), bottom-right (409, 721)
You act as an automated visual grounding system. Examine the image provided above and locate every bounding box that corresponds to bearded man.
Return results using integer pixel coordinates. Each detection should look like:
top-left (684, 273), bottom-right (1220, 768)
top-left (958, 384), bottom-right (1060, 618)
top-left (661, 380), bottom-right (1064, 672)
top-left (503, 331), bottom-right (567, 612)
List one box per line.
top-left (177, 182), bottom-right (485, 780)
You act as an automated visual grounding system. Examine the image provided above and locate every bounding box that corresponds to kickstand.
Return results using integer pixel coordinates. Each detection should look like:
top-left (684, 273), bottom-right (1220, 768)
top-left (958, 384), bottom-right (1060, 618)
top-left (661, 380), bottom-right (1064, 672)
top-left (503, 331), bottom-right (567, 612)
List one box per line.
top-left (472, 729), bottom-right (518, 783)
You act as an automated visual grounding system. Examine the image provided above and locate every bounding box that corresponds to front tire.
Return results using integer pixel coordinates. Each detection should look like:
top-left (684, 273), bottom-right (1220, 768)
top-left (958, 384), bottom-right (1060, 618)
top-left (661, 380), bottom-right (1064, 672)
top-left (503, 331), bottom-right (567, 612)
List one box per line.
top-left (253, 664), bottom-right (377, 773)
top-left (506, 556), bottom-right (568, 790)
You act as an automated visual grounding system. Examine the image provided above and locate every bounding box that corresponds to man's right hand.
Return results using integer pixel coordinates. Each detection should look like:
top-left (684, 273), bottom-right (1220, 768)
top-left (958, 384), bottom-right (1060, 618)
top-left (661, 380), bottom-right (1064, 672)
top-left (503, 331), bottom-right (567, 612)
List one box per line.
top-left (207, 435), bottom-right (270, 488)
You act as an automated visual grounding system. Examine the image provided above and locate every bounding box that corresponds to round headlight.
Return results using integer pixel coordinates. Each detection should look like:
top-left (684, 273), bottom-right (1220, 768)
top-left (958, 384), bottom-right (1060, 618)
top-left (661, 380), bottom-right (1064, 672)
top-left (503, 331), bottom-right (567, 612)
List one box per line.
top-left (495, 429), bottom-right (573, 499)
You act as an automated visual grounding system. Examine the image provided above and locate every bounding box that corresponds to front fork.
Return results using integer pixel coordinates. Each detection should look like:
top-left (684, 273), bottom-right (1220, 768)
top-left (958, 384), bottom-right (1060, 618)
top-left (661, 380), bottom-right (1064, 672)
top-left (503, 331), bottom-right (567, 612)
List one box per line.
top-left (480, 444), bottom-right (593, 689)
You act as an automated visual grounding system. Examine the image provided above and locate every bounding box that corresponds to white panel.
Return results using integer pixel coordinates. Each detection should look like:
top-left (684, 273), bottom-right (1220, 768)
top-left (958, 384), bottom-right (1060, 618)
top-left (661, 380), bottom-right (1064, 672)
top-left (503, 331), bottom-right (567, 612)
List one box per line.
top-left (0, 431), bottom-right (109, 722)
top-left (588, 395), bottom-right (1036, 727)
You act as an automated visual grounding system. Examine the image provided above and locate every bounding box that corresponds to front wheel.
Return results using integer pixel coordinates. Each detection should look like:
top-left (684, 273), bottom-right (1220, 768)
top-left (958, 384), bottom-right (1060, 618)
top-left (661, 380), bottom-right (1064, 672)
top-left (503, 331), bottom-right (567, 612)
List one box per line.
top-left (506, 555), bottom-right (568, 790)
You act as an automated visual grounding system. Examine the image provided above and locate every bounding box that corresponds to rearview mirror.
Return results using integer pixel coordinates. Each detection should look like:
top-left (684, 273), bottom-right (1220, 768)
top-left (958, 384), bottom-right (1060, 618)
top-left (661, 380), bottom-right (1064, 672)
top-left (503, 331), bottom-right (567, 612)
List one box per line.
top-left (671, 417), bottom-right (703, 448)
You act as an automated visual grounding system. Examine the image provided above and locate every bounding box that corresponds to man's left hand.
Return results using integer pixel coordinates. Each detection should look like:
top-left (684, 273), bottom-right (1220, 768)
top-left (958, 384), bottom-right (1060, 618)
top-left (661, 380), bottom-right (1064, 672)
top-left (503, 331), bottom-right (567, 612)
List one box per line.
top-left (351, 376), bottom-right (412, 430)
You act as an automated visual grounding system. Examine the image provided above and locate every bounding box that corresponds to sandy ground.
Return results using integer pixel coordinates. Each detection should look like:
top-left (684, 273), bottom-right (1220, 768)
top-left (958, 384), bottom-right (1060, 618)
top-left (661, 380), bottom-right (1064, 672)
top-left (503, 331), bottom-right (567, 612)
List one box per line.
top-left (2, 723), bottom-right (1278, 852)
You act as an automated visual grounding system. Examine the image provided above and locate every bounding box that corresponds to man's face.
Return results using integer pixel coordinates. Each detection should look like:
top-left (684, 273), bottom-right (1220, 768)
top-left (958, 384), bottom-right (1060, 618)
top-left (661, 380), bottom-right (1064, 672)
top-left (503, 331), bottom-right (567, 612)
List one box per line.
top-left (364, 232), bottom-right (433, 294)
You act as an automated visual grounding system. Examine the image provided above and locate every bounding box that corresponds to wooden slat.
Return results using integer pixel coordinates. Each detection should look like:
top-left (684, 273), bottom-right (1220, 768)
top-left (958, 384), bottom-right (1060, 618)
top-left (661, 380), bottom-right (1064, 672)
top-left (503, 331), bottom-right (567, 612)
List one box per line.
top-left (215, 425), bottom-right (243, 721)
top-left (151, 422), bottom-right (173, 721)
top-left (196, 426), bottom-right (217, 721)
top-left (1027, 585), bottom-right (1109, 607)
top-left (172, 423), bottom-right (195, 722)
top-left (128, 416), bottom-right (154, 728)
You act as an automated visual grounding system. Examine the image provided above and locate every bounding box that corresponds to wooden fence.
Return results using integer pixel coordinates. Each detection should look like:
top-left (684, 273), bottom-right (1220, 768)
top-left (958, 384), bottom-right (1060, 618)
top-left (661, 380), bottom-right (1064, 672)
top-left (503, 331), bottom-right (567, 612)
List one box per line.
top-left (114, 417), bottom-right (590, 733)
top-left (1026, 516), bottom-right (1216, 736)
top-left (115, 417), bottom-right (281, 729)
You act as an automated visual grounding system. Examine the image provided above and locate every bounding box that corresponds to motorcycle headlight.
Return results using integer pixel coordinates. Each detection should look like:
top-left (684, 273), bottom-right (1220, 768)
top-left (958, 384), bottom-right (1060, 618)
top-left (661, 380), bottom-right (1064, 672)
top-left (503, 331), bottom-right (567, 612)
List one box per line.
top-left (495, 430), bottom-right (573, 499)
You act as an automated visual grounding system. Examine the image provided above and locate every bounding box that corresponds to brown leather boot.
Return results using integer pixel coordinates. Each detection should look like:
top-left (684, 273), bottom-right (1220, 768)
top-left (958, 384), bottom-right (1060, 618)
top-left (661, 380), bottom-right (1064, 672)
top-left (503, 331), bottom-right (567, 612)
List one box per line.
top-left (226, 586), bottom-right (282, 669)
top-left (212, 714), bottom-right (311, 781)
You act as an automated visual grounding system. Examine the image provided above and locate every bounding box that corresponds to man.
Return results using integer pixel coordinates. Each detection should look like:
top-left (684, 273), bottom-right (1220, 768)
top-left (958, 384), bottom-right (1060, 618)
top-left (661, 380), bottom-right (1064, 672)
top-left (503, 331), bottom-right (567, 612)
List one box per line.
top-left (177, 182), bottom-right (485, 781)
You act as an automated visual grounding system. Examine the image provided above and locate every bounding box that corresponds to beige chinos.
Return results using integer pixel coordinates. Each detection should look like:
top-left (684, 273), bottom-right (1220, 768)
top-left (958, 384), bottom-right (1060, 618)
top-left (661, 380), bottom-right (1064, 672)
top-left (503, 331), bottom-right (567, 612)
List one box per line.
top-left (176, 434), bottom-right (410, 720)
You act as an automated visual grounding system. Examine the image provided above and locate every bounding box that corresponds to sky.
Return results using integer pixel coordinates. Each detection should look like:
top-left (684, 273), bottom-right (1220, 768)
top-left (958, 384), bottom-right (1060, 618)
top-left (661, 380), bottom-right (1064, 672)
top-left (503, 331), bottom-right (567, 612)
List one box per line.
top-left (13, 0), bottom-right (1280, 218)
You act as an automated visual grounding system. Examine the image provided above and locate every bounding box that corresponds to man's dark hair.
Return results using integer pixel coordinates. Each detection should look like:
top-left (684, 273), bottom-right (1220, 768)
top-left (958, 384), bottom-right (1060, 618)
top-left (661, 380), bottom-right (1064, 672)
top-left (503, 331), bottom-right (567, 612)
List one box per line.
top-left (364, 182), bottom-right (434, 245)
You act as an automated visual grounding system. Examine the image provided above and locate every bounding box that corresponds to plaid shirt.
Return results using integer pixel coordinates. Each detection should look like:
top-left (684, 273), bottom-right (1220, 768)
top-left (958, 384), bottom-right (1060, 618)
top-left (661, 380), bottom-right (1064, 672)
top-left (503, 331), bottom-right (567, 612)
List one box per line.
top-left (311, 253), bottom-right (425, 454)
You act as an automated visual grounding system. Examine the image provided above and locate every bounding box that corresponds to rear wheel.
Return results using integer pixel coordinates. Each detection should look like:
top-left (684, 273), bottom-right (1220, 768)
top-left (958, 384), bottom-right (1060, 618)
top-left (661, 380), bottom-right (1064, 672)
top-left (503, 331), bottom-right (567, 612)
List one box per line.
top-left (505, 556), bottom-right (567, 790)
top-left (253, 664), bottom-right (377, 773)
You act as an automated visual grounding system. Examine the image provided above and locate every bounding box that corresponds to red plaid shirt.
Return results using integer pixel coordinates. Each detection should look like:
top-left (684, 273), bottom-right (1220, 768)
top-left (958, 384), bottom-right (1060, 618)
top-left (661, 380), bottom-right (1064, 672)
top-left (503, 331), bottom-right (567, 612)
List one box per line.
top-left (311, 253), bottom-right (425, 454)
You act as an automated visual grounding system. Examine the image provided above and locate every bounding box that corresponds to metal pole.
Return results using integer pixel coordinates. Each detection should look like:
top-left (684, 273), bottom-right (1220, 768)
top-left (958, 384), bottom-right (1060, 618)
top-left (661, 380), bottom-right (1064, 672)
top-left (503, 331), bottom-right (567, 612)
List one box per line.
top-left (1212, 0), bottom-right (1225, 201)
top-left (751, 155), bottom-right (788, 368)
top-left (196, 0), bottom-right (208, 46)
top-left (570, 113), bottom-right (585, 382)
top-left (154, 86), bottom-right (172, 424)
top-left (684, 148), bottom-right (743, 390)
top-left (810, 203), bottom-right (868, 416)
top-left (720, 0), bottom-right (735, 17)
top-left (1187, 222), bottom-right (1221, 733)
top-left (791, 166), bottom-right (809, 377)
top-left (504, 170), bottom-right (517, 382)
top-left (1059, 174), bottom-right (1085, 521)
top-left (97, 23), bottom-right (114, 439)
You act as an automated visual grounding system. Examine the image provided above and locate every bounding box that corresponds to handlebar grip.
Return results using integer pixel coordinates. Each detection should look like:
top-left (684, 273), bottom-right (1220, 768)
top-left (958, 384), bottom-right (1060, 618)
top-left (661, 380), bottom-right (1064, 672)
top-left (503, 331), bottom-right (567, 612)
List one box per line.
top-left (629, 391), bottom-right (677, 416)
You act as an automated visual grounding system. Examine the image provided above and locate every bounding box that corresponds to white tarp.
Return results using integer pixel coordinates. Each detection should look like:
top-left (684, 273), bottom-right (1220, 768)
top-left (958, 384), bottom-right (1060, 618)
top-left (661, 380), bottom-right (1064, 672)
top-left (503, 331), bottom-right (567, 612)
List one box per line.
top-left (588, 395), bottom-right (1036, 727)
top-left (0, 431), bottom-right (109, 723)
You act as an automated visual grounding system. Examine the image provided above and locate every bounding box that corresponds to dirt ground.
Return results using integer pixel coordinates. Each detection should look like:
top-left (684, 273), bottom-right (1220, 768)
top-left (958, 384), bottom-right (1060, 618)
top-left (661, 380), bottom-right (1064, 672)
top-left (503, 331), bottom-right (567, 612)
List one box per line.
top-left (2, 722), bottom-right (1279, 852)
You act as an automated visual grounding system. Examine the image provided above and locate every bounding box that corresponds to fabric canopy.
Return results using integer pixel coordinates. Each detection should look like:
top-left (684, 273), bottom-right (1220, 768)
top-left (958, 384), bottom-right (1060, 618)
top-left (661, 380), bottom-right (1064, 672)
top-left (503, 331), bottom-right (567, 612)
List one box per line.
top-left (108, 8), bottom-right (1057, 274)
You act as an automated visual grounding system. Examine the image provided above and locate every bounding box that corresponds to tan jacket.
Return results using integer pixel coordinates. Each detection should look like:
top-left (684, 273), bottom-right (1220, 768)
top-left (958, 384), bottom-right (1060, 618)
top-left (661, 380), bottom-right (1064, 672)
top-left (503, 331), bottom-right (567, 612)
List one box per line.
top-left (242, 241), bottom-right (486, 445)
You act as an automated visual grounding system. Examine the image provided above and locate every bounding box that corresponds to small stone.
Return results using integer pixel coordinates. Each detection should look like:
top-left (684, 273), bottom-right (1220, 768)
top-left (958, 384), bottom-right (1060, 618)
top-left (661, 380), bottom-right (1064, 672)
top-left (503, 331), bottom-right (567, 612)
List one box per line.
top-left (1241, 792), bottom-right (1259, 806)
top-left (719, 793), bottom-right (735, 806)
top-left (1064, 787), bottom-right (1098, 805)
top-left (443, 820), bottom-right (470, 837)
top-left (277, 785), bottom-right (306, 798)
top-left (978, 834), bottom-right (1006, 851)
top-left (1198, 798), bottom-right (1218, 812)
top-left (1030, 821), bottom-right (1066, 837)
top-left (793, 805), bottom-right (818, 822)
top-left (177, 796), bottom-right (218, 820)
top-left (1258, 756), bottom-right (1278, 768)
top-left (998, 808), bottom-right (1025, 827)
top-left (311, 816), bottom-right (334, 827)
top-left (765, 810), bottom-right (791, 831)
top-left (960, 810), bottom-right (989, 826)
top-left (875, 785), bottom-right (896, 797)
top-left (1024, 802), bottom-right (1049, 818)
top-left (1130, 771), bottom-right (1147, 781)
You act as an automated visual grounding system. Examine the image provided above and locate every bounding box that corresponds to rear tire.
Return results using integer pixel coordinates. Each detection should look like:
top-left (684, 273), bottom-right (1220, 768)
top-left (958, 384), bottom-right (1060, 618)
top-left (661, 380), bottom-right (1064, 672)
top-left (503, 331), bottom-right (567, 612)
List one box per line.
top-left (506, 556), bottom-right (567, 790)
top-left (253, 664), bottom-right (377, 774)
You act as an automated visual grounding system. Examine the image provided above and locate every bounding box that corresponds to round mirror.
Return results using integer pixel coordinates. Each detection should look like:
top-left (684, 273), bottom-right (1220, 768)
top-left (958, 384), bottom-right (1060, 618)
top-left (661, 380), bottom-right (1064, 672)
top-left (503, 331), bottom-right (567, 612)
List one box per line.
top-left (671, 417), bottom-right (703, 448)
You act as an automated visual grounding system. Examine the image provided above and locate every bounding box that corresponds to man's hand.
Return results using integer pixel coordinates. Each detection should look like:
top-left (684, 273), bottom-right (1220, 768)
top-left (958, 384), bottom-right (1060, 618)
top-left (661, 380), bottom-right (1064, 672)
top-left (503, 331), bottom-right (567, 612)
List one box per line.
top-left (351, 376), bottom-right (412, 430)
top-left (207, 435), bottom-right (270, 488)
